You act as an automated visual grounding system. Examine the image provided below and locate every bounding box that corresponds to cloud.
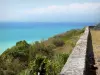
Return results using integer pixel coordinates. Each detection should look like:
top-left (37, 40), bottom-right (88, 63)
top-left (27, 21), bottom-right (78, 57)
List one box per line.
top-left (26, 3), bottom-right (100, 14)
top-left (0, 2), bottom-right (100, 22)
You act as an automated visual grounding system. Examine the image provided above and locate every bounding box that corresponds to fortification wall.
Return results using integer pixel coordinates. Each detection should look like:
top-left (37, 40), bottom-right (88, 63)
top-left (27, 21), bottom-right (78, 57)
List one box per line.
top-left (60, 27), bottom-right (89, 75)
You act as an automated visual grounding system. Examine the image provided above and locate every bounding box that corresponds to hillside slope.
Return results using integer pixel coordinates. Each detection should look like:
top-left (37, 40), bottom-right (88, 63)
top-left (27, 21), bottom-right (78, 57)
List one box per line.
top-left (0, 28), bottom-right (84, 75)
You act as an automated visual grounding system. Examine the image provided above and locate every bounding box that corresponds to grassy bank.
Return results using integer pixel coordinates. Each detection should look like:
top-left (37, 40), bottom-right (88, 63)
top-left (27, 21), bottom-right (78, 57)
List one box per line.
top-left (0, 28), bottom-right (84, 75)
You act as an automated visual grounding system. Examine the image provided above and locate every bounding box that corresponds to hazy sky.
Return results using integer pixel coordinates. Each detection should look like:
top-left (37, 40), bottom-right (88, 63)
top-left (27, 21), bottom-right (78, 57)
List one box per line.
top-left (0, 0), bottom-right (100, 22)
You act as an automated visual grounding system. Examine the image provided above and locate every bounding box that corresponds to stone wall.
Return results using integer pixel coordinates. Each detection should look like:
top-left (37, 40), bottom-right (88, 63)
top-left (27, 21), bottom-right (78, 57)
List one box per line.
top-left (60, 27), bottom-right (89, 75)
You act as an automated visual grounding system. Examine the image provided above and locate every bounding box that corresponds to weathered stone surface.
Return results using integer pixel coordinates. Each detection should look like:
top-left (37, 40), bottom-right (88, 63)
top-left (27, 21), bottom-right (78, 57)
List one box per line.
top-left (60, 27), bottom-right (89, 75)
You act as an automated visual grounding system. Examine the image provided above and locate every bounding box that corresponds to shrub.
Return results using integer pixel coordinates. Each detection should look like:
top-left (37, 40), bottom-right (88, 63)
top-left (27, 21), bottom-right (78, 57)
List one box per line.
top-left (52, 38), bottom-right (65, 47)
top-left (57, 53), bottom-right (69, 65)
top-left (29, 41), bottom-right (55, 61)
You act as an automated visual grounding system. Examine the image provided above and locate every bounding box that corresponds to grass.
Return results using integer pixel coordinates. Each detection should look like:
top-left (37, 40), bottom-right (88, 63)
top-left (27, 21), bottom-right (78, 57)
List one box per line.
top-left (91, 29), bottom-right (100, 75)
top-left (91, 30), bottom-right (100, 58)
top-left (44, 30), bottom-right (83, 54)
top-left (90, 28), bottom-right (100, 74)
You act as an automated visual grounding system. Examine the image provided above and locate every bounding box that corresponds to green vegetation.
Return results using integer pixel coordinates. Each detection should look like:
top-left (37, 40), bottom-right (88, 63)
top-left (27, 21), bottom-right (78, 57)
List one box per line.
top-left (52, 38), bottom-right (65, 47)
top-left (0, 28), bottom-right (85, 75)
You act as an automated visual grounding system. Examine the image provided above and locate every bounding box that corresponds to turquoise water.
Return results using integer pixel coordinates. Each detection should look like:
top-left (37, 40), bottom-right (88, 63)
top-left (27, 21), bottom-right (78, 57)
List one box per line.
top-left (0, 22), bottom-right (94, 54)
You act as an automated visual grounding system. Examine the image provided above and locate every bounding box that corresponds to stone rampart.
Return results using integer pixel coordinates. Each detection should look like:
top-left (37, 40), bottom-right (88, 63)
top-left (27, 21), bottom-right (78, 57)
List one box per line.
top-left (60, 27), bottom-right (89, 75)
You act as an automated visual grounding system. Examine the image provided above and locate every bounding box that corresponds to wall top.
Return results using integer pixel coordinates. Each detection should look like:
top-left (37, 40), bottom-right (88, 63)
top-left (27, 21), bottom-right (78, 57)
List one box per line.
top-left (60, 27), bottom-right (89, 75)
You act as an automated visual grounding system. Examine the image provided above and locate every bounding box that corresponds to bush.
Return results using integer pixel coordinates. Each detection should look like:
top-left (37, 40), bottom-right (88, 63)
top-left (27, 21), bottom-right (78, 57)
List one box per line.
top-left (29, 41), bottom-right (55, 62)
top-left (52, 38), bottom-right (65, 47)
top-left (45, 53), bottom-right (69, 75)
top-left (57, 53), bottom-right (69, 65)
top-left (18, 53), bottom-right (69, 75)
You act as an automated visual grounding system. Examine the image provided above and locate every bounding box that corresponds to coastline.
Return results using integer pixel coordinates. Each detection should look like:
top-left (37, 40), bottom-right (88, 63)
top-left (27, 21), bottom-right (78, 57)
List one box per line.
top-left (0, 22), bottom-right (95, 54)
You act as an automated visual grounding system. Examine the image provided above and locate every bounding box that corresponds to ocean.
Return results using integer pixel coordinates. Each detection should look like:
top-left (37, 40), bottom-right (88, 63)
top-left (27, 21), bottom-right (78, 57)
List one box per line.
top-left (0, 22), bottom-right (94, 54)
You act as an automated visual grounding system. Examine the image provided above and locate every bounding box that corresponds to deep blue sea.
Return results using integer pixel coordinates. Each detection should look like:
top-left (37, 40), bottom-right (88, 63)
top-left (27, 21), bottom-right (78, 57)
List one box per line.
top-left (0, 22), bottom-right (94, 54)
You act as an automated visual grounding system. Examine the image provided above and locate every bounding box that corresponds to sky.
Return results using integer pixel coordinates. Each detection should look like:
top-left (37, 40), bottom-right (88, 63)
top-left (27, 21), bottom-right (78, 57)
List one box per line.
top-left (0, 0), bottom-right (100, 23)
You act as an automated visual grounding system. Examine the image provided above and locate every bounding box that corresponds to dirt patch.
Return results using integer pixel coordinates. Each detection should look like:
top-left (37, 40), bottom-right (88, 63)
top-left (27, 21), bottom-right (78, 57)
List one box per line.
top-left (91, 30), bottom-right (100, 75)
